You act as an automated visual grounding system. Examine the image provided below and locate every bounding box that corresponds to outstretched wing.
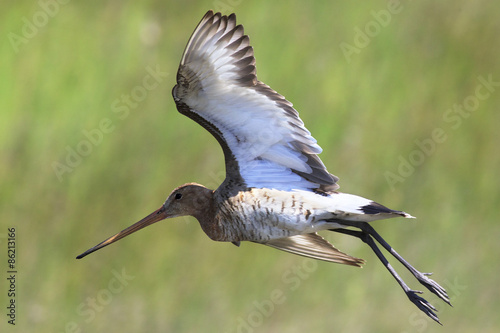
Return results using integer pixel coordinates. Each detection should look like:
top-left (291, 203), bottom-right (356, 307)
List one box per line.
top-left (172, 10), bottom-right (338, 191)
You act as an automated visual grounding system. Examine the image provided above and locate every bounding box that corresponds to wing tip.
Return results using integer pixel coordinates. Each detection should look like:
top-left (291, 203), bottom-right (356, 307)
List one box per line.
top-left (203, 9), bottom-right (214, 19)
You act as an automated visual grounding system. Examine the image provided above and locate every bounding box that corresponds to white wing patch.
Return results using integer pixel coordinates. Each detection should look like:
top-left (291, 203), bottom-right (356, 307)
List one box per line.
top-left (173, 11), bottom-right (338, 191)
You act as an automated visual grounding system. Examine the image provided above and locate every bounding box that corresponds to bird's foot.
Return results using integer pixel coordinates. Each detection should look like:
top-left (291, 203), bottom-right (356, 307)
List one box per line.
top-left (406, 289), bottom-right (442, 325)
top-left (416, 272), bottom-right (451, 306)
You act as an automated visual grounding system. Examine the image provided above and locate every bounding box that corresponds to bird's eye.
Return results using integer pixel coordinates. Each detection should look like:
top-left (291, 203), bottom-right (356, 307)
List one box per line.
top-left (175, 193), bottom-right (182, 200)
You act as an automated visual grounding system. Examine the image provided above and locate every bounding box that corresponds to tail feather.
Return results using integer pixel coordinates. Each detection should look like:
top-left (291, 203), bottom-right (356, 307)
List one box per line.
top-left (361, 201), bottom-right (415, 219)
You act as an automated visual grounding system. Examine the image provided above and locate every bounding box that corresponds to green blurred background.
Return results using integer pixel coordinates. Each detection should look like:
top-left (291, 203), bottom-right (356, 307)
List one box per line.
top-left (1, 0), bottom-right (499, 332)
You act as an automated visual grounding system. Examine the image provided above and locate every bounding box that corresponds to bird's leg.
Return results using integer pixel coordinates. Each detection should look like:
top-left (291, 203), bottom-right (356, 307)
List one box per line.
top-left (357, 222), bottom-right (451, 306)
top-left (331, 228), bottom-right (443, 324)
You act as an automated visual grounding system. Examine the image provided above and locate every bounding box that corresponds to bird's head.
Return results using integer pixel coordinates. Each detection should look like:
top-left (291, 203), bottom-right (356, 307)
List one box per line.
top-left (76, 183), bottom-right (213, 259)
top-left (161, 183), bottom-right (213, 219)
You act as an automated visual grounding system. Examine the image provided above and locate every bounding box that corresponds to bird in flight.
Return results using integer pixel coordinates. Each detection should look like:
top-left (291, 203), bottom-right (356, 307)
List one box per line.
top-left (77, 10), bottom-right (450, 323)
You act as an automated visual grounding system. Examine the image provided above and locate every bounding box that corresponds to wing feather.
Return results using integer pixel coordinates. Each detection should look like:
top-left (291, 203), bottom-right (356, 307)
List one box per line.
top-left (173, 10), bottom-right (339, 191)
top-left (262, 233), bottom-right (365, 267)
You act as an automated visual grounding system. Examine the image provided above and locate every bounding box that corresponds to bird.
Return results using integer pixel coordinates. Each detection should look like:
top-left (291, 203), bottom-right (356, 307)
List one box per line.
top-left (77, 10), bottom-right (451, 323)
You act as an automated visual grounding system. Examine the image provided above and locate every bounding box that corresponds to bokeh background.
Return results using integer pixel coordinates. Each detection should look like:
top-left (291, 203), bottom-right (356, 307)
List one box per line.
top-left (1, 0), bottom-right (499, 332)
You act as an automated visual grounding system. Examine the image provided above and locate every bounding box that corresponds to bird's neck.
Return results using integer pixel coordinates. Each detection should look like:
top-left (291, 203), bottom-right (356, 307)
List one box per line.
top-left (189, 187), bottom-right (220, 240)
top-left (193, 206), bottom-right (222, 241)
top-left (194, 181), bottom-right (246, 241)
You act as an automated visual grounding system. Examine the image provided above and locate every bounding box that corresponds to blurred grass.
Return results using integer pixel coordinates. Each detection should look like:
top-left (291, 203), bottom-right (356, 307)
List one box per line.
top-left (1, 0), bottom-right (499, 332)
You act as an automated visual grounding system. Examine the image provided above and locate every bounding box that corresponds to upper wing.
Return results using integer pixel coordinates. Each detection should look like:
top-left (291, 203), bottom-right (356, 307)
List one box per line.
top-left (172, 10), bottom-right (339, 191)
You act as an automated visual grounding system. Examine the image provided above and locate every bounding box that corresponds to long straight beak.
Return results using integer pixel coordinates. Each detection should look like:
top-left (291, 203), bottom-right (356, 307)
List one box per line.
top-left (76, 206), bottom-right (168, 259)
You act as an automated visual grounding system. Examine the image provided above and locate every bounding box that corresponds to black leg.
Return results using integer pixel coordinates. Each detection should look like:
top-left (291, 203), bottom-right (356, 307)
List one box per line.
top-left (357, 223), bottom-right (450, 306)
top-left (331, 226), bottom-right (448, 324)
